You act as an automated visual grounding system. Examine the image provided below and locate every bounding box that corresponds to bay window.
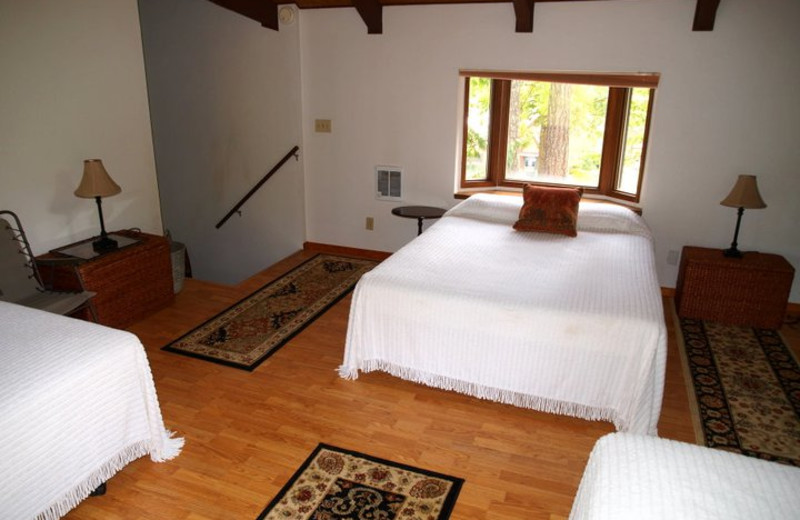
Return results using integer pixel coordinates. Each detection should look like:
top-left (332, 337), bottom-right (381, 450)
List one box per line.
top-left (460, 71), bottom-right (659, 203)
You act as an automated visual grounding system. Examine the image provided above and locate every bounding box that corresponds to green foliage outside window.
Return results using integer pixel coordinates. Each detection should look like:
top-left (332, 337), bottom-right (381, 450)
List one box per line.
top-left (461, 71), bottom-right (656, 203)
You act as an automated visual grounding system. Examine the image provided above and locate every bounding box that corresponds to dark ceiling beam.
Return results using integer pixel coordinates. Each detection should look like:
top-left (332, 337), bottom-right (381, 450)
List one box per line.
top-left (692, 0), bottom-right (720, 31)
top-left (207, 0), bottom-right (278, 30)
top-left (512, 0), bottom-right (534, 33)
top-left (352, 0), bottom-right (383, 34)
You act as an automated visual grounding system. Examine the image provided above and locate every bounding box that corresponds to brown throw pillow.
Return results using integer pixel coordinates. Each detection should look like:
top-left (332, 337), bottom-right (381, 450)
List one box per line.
top-left (513, 184), bottom-right (583, 237)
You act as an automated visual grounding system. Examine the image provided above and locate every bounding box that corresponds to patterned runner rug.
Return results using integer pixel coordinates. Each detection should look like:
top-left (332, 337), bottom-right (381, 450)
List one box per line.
top-left (256, 444), bottom-right (463, 520)
top-left (677, 316), bottom-right (800, 466)
top-left (163, 254), bottom-right (377, 370)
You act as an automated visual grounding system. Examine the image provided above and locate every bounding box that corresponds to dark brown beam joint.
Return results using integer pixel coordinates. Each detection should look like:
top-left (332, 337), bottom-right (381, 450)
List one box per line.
top-left (693, 0), bottom-right (720, 31)
top-left (208, 0), bottom-right (278, 31)
top-left (352, 0), bottom-right (383, 34)
top-left (512, 0), bottom-right (535, 33)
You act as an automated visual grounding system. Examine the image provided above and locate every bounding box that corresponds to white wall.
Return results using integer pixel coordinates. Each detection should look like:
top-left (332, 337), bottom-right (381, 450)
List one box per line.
top-left (300, 0), bottom-right (800, 302)
top-left (138, 0), bottom-right (305, 285)
top-left (0, 0), bottom-right (162, 253)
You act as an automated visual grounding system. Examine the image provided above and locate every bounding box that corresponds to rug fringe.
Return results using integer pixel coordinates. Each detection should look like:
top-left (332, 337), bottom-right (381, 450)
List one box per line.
top-left (338, 361), bottom-right (624, 430)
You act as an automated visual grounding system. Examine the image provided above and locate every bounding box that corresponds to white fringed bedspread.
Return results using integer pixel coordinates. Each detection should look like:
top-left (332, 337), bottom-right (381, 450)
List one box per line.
top-left (0, 301), bottom-right (183, 520)
top-left (340, 194), bottom-right (666, 434)
top-left (570, 433), bottom-right (800, 519)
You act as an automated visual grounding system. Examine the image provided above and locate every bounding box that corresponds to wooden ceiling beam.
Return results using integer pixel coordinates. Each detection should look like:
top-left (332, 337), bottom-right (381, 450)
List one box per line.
top-left (207, 0), bottom-right (278, 30)
top-left (692, 0), bottom-right (720, 31)
top-left (512, 0), bottom-right (534, 33)
top-left (352, 0), bottom-right (383, 34)
top-left (205, 0), bottom-right (714, 36)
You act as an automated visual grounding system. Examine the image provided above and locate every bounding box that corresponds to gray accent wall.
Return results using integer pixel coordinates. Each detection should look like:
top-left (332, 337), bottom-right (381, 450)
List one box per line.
top-left (138, 0), bottom-right (304, 285)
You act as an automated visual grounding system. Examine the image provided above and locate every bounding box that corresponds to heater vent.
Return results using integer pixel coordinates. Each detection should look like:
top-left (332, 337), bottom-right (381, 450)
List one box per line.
top-left (376, 166), bottom-right (402, 201)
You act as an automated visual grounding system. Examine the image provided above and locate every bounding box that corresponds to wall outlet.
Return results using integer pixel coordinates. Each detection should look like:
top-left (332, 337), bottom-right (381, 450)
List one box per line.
top-left (315, 119), bottom-right (332, 133)
top-left (667, 249), bottom-right (679, 265)
top-left (365, 217), bottom-right (374, 231)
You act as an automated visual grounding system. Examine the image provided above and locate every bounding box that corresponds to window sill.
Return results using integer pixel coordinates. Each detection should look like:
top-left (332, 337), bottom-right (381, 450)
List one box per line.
top-left (454, 189), bottom-right (642, 215)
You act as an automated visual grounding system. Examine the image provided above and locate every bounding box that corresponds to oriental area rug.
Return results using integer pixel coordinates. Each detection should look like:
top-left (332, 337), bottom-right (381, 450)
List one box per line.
top-left (163, 254), bottom-right (377, 370)
top-left (256, 444), bottom-right (463, 520)
top-left (677, 316), bottom-right (800, 466)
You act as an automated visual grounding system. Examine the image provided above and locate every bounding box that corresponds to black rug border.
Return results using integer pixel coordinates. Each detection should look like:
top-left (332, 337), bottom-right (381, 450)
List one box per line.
top-left (256, 443), bottom-right (464, 520)
top-left (161, 254), bottom-right (376, 371)
top-left (678, 315), bottom-right (800, 467)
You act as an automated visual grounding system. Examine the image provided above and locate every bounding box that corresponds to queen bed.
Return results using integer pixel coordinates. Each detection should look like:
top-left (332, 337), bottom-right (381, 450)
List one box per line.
top-left (0, 301), bottom-right (183, 519)
top-left (339, 193), bottom-right (667, 435)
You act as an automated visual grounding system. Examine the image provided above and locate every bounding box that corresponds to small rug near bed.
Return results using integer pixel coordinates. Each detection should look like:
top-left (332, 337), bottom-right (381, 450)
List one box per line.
top-left (677, 317), bottom-right (800, 466)
top-left (163, 254), bottom-right (377, 370)
top-left (256, 444), bottom-right (463, 520)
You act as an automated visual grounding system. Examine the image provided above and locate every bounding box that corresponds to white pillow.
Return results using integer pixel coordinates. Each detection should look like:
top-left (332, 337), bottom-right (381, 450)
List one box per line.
top-left (577, 201), bottom-right (653, 239)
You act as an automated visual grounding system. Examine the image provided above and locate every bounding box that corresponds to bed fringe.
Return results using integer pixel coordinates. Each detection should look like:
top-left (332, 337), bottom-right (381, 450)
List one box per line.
top-left (338, 362), bottom-right (625, 430)
top-left (35, 430), bottom-right (183, 520)
top-left (154, 429), bottom-right (185, 462)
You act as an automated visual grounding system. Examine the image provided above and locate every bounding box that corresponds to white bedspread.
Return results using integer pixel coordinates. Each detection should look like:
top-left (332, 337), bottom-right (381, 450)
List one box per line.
top-left (0, 301), bottom-right (183, 520)
top-left (570, 433), bottom-right (800, 519)
top-left (340, 194), bottom-right (666, 434)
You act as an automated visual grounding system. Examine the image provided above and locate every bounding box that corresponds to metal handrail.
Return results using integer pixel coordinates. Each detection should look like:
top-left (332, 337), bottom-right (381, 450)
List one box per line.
top-left (215, 145), bottom-right (300, 229)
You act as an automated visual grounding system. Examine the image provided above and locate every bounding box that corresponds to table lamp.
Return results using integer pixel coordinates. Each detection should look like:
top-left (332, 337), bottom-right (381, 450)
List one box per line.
top-left (719, 174), bottom-right (766, 258)
top-left (75, 159), bottom-right (122, 252)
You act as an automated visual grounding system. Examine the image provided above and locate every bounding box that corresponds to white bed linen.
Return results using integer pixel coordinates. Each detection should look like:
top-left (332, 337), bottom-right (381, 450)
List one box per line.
top-left (570, 433), bottom-right (800, 519)
top-left (0, 301), bottom-right (183, 520)
top-left (340, 194), bottom-right (666, 434)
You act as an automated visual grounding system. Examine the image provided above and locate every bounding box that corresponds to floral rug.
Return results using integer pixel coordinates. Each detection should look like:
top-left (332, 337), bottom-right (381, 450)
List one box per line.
top-left (256, 444), bottom-right (463, 520)
top-left (163, 254), bottom-right (377, 370)
top-left (677, 317), bottom-right (800, 466)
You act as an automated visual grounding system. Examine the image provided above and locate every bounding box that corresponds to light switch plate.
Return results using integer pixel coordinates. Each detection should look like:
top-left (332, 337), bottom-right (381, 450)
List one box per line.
top-left (315, 119), bottom-right (331, 133)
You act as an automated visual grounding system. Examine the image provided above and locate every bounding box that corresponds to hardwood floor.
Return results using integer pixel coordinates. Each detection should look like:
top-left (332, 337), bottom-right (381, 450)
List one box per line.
top-left (65, 249), bottom-right (768, 520)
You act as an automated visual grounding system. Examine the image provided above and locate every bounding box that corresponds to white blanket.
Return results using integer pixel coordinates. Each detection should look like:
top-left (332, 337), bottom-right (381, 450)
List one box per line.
top-left (570, 433), bottom-right (800, 519)
top-left (340, 194), bottom-right (666, 434)
top-left (0, 301), bottom-right (183, 520)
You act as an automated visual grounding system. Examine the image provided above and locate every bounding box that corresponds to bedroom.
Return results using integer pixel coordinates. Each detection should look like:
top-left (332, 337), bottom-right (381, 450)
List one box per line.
top-left (1, 0), bottom-right (799, 518)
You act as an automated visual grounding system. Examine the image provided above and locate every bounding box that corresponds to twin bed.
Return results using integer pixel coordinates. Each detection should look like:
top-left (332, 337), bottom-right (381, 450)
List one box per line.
top-left (570, 432), bottom-right (800, 519)
top-left (340, 193), bottom-right (667, 434)
top-left (0, 301), bottom-right (182, 519)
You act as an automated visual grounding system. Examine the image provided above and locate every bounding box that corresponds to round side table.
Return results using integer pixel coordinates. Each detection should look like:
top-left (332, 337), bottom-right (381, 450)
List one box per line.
top-left (391, 206), bottom-right (447, 236)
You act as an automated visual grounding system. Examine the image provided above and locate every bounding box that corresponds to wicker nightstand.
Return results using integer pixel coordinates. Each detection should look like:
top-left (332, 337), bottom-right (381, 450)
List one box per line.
top-left (37, 230), bottom-right (174, 329)
top-left (675, 246), bottom-right (795, 329)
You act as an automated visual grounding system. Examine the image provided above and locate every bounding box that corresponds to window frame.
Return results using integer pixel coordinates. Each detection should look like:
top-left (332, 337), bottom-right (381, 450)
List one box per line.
top-left (459, 70), bottom-right (659, 203)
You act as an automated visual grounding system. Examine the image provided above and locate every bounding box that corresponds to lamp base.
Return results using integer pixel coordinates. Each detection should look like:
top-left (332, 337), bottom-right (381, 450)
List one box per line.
top-left (723, 246), bottom-right (742, 258)
top-left (92, 235), bottom-right (118, 253)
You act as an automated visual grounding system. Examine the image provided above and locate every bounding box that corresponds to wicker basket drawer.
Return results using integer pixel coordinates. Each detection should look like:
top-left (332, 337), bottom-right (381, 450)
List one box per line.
top-left (38, 231), bottom-right (174, 329)
top-left (675, 246), bottom-right (794, 329)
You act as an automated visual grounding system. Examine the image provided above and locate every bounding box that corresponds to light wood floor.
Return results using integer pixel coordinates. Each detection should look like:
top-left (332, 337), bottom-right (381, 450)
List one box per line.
top-left (64, 250), bottom-right (796, 520)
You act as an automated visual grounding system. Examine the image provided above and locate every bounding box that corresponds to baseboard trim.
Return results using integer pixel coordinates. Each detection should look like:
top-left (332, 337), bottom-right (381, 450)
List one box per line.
top-left (303, 242), bottom-right (392, 261)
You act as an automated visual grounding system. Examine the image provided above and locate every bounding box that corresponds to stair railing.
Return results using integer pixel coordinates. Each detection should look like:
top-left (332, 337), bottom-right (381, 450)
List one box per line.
top-left (215, 145), bottom-right (300, 229)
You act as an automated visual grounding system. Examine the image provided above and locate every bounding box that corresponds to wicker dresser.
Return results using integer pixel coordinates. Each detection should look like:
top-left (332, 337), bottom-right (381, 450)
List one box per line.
top-left (675, 246), bottom-right (795, 329)
top-left (37, 230), bottom-right (174, 329)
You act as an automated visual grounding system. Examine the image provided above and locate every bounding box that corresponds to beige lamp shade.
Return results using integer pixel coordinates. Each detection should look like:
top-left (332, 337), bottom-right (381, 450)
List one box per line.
top-left (74, 159), bottom-right (122, 199)
top-left (720, 175), bottom-right (766, 209)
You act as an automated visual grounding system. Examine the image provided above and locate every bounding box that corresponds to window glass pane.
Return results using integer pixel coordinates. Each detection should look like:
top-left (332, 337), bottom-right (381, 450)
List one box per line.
top-left (504, 81), bottom-right (608, 188)
top-left (617, 88), bottom-right (651, 194)
top-left (465, 77), bottom-right (491, 181)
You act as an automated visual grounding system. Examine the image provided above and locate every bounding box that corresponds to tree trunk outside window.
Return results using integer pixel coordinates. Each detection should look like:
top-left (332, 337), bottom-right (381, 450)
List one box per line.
top-left (507, 81), bottom-right (521, 171)
top-left (538, 83), bottom-right (571, 177)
